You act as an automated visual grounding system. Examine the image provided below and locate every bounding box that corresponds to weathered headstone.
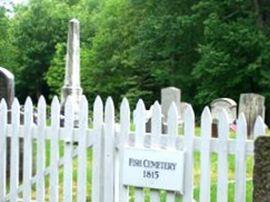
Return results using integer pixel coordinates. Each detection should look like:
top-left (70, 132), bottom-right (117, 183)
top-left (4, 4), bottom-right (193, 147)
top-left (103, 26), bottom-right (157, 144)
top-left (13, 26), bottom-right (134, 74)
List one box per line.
top-left (161, 87), bottom-right (181, 121)
top-left (239, 93), bottom-right (265, 137)
top-left (0, 67), bottom-right (24, 180)
top-left (210, 98), bottom-right (237, 137)
top-left (61, 19), bottom-right (83, 124)
top-left (253, 136), bottom-right (270, 202)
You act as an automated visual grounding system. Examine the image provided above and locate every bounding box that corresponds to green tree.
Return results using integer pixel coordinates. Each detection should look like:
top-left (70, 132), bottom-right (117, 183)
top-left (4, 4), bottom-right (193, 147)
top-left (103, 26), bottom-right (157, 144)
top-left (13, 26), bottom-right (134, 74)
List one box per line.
top-left (192, 0), bottom-right (270, 111)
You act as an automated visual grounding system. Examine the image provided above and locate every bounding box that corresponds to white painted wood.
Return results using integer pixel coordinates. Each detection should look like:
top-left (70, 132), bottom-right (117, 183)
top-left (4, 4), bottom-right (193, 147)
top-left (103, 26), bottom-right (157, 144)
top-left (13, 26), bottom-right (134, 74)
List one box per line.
top-left (49, 96), bottom-right (60, 202)
top-left (23, 97), bottom-right (33, 202)
top-left (254, 116), bottom-right (265, 139)
top-left (134, 99), bottom-right (146, 202)
top-left (77, 96), bottom-right (88, 202)
top-left (199, 107), bottom-right (212, 202)
top-left (63, 96), bottom-right (74, 202)
top-left (36, 96), bottom-right (46, 202)
top-left (10, 98), bottom-right (20, 202)
top-left (0, 100), bottom-right (7, 201)
top-left (234, 113), bottom-right (247, 202)
top-left (118, 98), bottom-right (130, 202)
top-left (103, 97), bottom-right (115, 202)
top-left (217, 109), bottom-right (229, 202)
top-left (92, 96), bottom-right (104, 202)
top-left (0, 95), bottom-right (261, 202)
top-left (150, 101), bottom-right (161, 201)
top-left (166, 102), bottom-right (178, 202)
top-left (183, 104), bottom-right (195, 202)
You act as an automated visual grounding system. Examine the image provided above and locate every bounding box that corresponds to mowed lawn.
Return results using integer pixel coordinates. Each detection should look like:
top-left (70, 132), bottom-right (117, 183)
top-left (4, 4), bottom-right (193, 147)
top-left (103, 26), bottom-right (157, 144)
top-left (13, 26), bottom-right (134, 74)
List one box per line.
top-left (25, 126), bottom-right (267, 201)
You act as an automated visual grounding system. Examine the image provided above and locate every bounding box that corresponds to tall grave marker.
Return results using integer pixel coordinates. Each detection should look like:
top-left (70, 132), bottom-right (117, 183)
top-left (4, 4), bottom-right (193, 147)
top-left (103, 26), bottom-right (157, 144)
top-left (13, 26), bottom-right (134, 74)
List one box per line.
top-left (61, 19), bottom-right (83, 122)
top-left (239, 93), bottom-right (265, 137)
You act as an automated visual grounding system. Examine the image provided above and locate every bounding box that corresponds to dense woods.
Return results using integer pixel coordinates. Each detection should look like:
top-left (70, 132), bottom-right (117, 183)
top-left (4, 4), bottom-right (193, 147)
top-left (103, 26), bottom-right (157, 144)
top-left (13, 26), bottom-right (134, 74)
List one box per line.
top-left (1, 0), bottom-right (270, 112)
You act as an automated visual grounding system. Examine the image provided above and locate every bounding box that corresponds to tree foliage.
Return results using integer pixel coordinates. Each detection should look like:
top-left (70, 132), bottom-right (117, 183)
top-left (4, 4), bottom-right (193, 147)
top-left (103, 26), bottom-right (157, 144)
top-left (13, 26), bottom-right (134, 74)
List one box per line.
top-left (1, 0), bottom-right (270, 114)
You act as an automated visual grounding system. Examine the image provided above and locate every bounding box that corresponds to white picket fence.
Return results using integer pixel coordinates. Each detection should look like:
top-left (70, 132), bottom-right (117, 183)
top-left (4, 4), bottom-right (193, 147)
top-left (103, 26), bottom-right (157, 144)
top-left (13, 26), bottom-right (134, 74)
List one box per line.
top-left (0, 95), bottom-right (266, 202)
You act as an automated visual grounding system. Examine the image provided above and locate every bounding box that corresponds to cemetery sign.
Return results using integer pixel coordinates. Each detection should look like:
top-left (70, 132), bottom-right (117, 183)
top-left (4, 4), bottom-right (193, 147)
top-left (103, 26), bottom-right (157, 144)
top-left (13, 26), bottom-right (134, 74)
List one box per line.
top-left (122, 147), bottom-right (185, 193)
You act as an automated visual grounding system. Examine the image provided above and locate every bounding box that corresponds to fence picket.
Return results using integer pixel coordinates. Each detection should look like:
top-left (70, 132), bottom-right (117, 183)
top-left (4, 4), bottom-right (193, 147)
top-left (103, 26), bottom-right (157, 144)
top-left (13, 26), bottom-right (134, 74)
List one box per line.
top-left (0, 100), bottom-right (7, 201)
top-left (63, 96), bottom-right (74, 202)
top-left (183, 104), bottom-right (195, 202)
top-left (103, 97), bottom-right (115, 202)
top-left (166, 102), bottom-right (178, 202)
top-left (23, 97), bottom-right (33, 202)
top-left (10, 98), bottom-right (20, 202)
top-left (199, 107), bottom-right (212, 202)
top-left (118, 98), bottom-right (130, 202)
top-left (150, 101), bottom-right (161, 201)
top-left (217, 109), bottom-right (229, 202)
top-left (92, 96), bottom-right (104, 202)
top-left (77, 96), bottom-right (88, 202)
top-left (134, 99), bottom-right (146, 202)
top-left (234, 113), bottom-right (247, 202)
top-left (254, 116), bottom-right (265, 139)
top-left (49, 96), bottom-right (60, 202)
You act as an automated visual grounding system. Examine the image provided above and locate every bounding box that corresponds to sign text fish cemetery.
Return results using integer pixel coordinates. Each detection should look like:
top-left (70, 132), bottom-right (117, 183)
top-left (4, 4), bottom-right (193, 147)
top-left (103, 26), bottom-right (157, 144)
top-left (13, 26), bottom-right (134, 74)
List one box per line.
top-left (122, 147), bottom-right (185, 193)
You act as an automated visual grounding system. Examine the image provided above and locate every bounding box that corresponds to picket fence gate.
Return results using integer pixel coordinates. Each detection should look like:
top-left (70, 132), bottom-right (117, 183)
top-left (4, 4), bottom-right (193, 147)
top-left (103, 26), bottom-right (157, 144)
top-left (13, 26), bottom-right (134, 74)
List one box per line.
top-left (0, 95), bottom-right (266, 202)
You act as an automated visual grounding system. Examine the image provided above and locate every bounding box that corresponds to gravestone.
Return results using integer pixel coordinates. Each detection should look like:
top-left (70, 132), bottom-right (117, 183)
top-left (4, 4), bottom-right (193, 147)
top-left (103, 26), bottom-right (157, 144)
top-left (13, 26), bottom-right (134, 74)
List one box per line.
top-left (0, 67), bottom-right (23, 180)
top-left (239, 93), bottom-right (265, 137)
top-left (61, 19), bottom-right (83, 125)
top-left (161, 87), bottom-right (181, 121)
top-left (0, 67), bottom-right (14, 109)
top-left (210, 98), bottom-right (237, 137)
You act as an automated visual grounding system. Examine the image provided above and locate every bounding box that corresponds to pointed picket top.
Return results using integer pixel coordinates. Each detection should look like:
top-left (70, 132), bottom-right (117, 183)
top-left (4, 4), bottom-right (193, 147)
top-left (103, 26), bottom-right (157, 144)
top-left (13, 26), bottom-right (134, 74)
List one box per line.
top-left (24, 97), bottom-right (33, 111)
top-left (151, 101), bottom-right (162, 136)
top-left (51, 96), bottom-right (60, 109)
top-left (168, 102), bottom-right (178, 136)
top-left (135, 99), bottom-right (146, 124)
top-left (0, 98), bottom-right (7, 112)
top-left (254, 116), bottom-right (265, 139)
top-left (24, 97), bottom-right (33, 123)
top-left (79, 95), bottom-right (88, 110)
top-left (217, 109), bottom-right (229, 141)
top-left (135, 99), bottom-right (146, 146)
top-left (184, 104), bottom-right (195, 124)
top-left (12, 98), bottom-right (20, 111)
top-left (105, 97), bottom-right (115, 123)
top-left (201, 106), bottom-right (212, 139)
top-left (93, 95), bottom-right (103, 128)
top-left (120, 97), bottom-right (130, 116)
top-left (37, 95), bottom-right (46, 109)
top-left (120, 97), bottom-right (130, 127)
top-left (184, 104), bottom-right (195, 138)
top-left (237, 113), bottom-right (247, 140)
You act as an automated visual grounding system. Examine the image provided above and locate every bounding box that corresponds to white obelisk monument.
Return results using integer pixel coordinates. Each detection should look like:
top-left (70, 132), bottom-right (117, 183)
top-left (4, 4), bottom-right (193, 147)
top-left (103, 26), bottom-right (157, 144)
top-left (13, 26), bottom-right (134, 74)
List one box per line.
top-left (61, 19), bottom-right (83, 121)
